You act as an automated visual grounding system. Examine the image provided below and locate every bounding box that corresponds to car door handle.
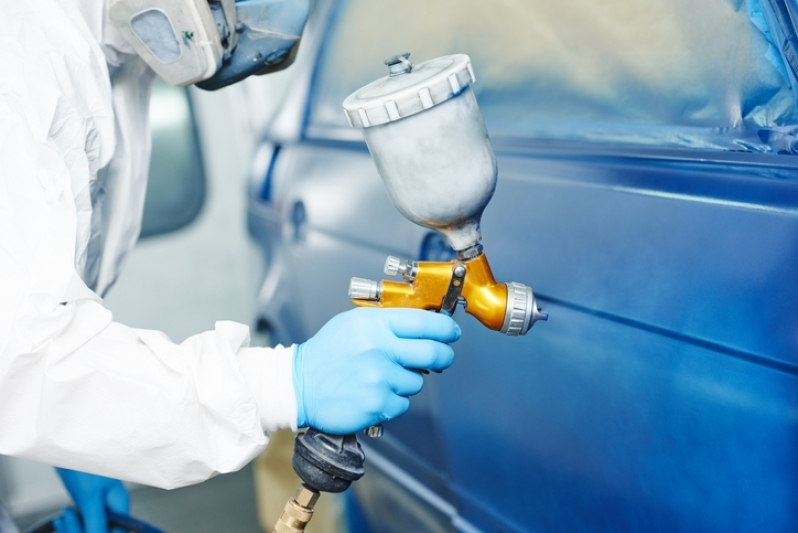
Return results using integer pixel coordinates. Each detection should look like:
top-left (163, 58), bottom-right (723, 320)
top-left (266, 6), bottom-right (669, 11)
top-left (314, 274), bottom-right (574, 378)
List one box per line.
top-left (289, 200), bottom-right (307, 243)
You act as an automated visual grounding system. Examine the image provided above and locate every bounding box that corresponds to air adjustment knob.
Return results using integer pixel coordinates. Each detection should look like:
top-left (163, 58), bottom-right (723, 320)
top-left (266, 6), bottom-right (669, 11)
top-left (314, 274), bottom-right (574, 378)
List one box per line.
top-left (349, 278), bottom-right (381, 301)
top-left (384, 256), bottom-right (402, 276)
top-left (501, 282), bottom-right (548, 336)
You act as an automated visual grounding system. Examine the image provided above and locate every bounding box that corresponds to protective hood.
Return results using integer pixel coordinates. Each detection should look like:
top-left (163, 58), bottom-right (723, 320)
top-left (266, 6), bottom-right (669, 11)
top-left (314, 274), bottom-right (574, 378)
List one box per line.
top-left (68, 0), bottom-right (136, 67)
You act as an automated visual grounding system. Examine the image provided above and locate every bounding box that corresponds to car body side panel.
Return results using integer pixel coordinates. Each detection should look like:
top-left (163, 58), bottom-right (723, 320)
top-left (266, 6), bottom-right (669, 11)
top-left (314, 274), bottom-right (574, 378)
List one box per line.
top-left (440, 304), bottom-right (798, 532)
top-left (484, 153), bottom-right (798, 366)
top-left (352, 444), bottom-right (457, 533)
top-left (430, 152), bottom-right (798, 532)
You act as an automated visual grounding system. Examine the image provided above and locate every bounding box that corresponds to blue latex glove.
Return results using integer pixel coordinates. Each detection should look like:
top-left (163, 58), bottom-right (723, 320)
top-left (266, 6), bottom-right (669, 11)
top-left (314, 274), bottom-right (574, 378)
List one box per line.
top-left (54, 469), bottom-right (129, 533)
top-left (294, 308), bottom-right (461, 434)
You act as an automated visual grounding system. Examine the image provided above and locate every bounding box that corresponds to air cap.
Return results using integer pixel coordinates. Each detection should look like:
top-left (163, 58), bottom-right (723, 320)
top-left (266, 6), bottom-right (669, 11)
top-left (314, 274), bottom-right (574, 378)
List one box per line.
top-left (343, 53), bottom-right (476, 129)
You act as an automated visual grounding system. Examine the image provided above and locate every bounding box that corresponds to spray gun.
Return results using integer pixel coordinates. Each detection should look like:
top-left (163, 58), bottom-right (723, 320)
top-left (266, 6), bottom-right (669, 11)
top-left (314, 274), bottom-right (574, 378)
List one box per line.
top-left (273, 53), bottom-right (546, 533)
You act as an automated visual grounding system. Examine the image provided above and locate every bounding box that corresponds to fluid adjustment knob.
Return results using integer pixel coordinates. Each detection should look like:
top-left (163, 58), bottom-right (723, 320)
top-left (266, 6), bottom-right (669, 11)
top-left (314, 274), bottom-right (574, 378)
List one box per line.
top-left (384, 256), bottom-right (402, 276)
top-left (383, 256), bottom-right (416, 280)
top-left (349, 278), bottom-right (380, 301)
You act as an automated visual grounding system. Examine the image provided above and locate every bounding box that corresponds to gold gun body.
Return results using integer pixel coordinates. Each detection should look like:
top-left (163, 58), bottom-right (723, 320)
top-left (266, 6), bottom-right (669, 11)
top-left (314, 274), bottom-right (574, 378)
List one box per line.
top-left (349, 252), bottom-right (546, 335)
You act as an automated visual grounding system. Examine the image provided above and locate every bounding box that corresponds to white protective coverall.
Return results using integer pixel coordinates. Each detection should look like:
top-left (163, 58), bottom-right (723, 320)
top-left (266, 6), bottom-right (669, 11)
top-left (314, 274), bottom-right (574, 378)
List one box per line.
top-left (0, 0), bottom-right (297, 489)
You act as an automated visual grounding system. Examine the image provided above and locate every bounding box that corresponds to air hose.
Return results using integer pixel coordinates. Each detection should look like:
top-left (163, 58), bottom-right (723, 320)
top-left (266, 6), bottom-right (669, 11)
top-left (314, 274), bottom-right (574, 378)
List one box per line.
top-left (25, 510), bottom-right (165, 533)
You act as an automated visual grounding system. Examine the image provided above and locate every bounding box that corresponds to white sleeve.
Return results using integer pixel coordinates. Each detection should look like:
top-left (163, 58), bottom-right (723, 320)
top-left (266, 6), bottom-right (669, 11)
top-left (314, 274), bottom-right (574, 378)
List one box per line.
top-left (0, 307), bottom-right (298, 490)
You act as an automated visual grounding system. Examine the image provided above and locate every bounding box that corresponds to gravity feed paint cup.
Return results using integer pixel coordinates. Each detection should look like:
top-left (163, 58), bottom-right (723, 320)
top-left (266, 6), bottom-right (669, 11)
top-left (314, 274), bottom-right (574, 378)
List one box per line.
top-left (343, 53), bottom-right (497, 256)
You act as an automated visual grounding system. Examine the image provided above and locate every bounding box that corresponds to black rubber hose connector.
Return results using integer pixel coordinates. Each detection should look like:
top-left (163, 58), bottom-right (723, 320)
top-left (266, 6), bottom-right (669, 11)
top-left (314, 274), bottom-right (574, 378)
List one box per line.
top-left (292, 428), bottom-right (366, 493)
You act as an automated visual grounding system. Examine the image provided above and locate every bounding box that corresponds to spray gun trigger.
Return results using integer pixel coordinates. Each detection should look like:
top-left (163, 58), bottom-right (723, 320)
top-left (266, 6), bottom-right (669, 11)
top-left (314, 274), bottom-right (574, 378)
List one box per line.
top-left (440, 262), bottom-right (467, 316)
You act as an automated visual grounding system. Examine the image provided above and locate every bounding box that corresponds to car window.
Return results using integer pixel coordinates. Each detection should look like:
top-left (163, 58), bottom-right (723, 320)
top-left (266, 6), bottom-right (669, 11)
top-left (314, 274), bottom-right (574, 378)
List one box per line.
top-left (308, 0), bottom-right (796, 152)
top-left (140, 78), bottom-right (206, 238)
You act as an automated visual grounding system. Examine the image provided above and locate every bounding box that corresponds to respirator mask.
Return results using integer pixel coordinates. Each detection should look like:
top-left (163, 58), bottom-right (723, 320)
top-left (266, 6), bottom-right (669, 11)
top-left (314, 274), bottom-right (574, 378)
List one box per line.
top-left (107, 0), bottom-right (310, 90)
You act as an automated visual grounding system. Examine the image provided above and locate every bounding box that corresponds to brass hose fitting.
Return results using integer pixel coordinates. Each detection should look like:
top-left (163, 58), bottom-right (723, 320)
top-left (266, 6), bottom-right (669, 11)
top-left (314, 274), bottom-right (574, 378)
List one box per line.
top-left (273, 485), bottom-right (320, 533)
top-left (349, 252), bottom-right (547, 335)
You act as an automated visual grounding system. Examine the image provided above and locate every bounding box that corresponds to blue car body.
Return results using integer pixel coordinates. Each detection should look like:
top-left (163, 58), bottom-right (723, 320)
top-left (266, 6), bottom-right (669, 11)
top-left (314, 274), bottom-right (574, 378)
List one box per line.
top-left (247, 1), bottom-right (798, 531)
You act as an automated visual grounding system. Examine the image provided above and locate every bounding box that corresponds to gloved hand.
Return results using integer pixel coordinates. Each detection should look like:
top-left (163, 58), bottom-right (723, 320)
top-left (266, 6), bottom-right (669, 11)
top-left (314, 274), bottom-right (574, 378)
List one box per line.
top-left (54, 469), bottom-right (129, 533)
top-left (294, 308), bottom-right (461, 434)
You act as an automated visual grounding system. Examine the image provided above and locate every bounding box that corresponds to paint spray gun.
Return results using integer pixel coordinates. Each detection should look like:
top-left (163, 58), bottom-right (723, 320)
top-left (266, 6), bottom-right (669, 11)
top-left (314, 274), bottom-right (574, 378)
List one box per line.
top-left (273, 53), bottom-right (546, 533)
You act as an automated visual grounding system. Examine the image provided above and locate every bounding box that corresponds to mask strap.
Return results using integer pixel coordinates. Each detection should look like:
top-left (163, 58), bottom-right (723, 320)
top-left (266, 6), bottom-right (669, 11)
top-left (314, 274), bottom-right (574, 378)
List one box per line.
top-left (219, 0), bottom-right (239, 52)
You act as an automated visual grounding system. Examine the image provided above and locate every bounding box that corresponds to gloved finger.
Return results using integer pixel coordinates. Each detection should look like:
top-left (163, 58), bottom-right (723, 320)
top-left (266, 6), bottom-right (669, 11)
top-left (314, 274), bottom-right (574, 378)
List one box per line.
top-left (377, 394), bottom-right (411, 423)
top-left (79, 493), bottom-right (109, 533)
top-left (104, 481), bottom-right (130, 515)
top-left (385, 366), bottom-right (425, 397)
top-left (390, 338), bottom-right (455, 372)
top-left (55, 508), bottom-right (84, 533)
top-left (384, 309), bottom-right (462, 342)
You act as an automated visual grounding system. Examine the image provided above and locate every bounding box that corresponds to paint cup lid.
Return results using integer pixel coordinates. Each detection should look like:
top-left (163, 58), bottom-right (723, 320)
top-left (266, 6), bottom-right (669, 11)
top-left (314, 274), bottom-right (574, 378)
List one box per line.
top-left (342, 53), bottom-right (475, 128)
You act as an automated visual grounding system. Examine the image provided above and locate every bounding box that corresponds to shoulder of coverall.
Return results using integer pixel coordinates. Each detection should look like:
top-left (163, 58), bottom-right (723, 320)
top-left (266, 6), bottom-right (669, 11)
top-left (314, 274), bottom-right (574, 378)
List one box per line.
top-left (0, 0), bottom-right (117, 175)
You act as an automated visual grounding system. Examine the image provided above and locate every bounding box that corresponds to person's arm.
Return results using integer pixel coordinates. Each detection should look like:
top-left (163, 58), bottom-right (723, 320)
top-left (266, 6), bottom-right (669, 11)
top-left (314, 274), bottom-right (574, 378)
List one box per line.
top-left (0, 294), bottom-right (291, 488)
